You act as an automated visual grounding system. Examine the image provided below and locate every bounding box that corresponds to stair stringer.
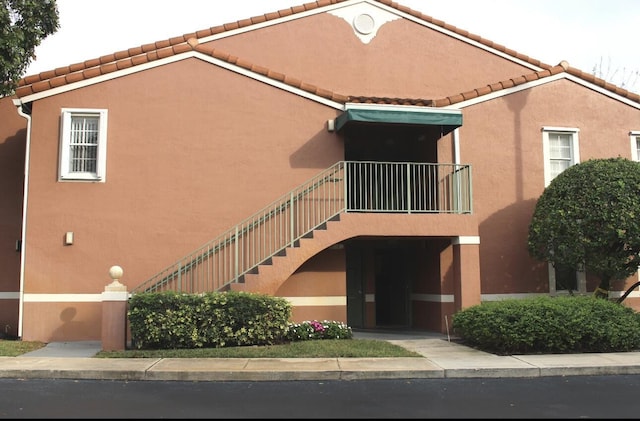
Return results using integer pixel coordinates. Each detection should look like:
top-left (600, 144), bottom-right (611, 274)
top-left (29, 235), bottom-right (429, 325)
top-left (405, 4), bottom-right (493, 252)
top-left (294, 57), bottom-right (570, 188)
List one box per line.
top-left (231, 217), bottom-right (346, 295)
top-left (231, 211), bottom-right (480, 295)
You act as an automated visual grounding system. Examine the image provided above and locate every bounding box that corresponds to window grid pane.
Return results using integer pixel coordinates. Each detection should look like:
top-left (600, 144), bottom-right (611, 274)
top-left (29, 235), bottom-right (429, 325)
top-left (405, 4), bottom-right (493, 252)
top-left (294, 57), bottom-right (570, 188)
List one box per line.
top-left (635, 137), bottom-right (640, 161)
top-left (549, 133), bottom-right (573, 180)
top-left (69, 116), bottom-right (99, 173)
top-left (549, 133), bottom-right (572, 159)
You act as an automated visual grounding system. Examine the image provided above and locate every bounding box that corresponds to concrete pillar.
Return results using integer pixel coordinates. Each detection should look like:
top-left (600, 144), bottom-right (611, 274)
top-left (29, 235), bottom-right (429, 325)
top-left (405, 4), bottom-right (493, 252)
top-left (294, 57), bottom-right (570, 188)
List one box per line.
top-left (101, 265), bottom-right (128, 351)
top-left (452, 236), bottom-right (481, 312)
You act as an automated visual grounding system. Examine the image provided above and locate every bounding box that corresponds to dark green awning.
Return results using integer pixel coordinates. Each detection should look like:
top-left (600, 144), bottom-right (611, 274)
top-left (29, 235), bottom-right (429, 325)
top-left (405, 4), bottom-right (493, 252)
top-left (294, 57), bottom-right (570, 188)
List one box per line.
top-left (335, 107), bottom-right (462, 134)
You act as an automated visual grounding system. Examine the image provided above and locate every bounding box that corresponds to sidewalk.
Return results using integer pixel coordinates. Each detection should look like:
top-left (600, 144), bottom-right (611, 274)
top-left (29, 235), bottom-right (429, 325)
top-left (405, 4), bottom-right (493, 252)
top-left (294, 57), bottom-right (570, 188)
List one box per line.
top-left (4, 331), bottom-right (640, 382)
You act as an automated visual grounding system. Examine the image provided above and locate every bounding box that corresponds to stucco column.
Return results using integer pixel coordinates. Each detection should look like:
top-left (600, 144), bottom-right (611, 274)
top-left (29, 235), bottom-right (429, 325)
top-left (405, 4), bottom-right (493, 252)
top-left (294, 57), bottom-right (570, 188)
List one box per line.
top-left (101, 265), bottom-right (128, 351)
top-left (452, 236), bottom-right (481, 311)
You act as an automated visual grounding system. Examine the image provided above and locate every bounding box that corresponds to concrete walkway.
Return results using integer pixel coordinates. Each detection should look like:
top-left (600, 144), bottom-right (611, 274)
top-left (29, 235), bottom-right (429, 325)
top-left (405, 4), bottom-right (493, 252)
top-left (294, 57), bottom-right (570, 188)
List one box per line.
top-left (5, 330), bottom-right (640, 381)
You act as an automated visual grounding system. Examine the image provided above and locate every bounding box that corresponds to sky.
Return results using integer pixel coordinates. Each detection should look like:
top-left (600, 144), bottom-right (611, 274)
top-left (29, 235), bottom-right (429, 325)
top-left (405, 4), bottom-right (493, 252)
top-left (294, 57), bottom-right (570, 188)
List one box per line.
top-left (25, 0), bottom-right (640, 92)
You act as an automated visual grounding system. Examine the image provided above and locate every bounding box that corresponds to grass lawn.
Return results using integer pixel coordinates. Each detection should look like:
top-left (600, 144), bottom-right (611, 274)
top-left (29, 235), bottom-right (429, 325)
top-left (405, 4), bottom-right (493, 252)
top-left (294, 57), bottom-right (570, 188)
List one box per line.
top-left (0, 339), bottom-right (46, 357)
top-left (96, 339), bottom-right (422, 358)
top-left (0, 338), bottom-right (422, 358)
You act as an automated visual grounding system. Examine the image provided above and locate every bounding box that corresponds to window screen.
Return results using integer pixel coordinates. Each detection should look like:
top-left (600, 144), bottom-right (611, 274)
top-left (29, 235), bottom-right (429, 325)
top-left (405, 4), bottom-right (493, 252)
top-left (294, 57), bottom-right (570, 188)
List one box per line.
top-left (69, 115), bottom-right (99, 174)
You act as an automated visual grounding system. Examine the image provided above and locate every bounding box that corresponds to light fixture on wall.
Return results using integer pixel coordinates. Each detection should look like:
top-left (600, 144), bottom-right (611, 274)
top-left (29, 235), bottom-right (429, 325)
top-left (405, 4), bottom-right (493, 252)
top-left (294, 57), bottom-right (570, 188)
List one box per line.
top-left (64, 232), bottom-right (74, 246)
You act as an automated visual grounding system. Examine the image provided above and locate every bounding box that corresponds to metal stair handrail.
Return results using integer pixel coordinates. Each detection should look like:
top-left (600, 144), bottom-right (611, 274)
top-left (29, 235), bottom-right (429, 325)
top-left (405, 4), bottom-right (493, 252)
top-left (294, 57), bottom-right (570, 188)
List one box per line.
top-left (133, 161), bottom-right (347, 293)
top-left (132, 161), bottom-right (472, 294)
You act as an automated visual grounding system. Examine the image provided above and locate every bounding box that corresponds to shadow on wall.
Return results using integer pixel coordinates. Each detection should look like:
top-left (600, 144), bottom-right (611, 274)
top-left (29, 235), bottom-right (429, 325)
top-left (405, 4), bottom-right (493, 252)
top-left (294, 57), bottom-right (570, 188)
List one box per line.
top-left (289, 127), bottom-right (343, 169)
top-left (0, 128), bottom-right (27, 339)
top-left (51, 307), bottom-right (89, 341)
top-left (478, 198), bottom-right (548, 292)
top-left (0, 128), bottom-right (26, 250)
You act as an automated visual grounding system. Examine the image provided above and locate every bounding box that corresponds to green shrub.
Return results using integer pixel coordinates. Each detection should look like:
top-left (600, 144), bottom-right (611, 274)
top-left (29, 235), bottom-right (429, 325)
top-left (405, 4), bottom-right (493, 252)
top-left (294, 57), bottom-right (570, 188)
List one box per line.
top-left (451, 296), bottom-right (640, 355)
top-left (285, 320), bottom-right (353, 341)
top-left (128, 291), bottom-right (291, 349)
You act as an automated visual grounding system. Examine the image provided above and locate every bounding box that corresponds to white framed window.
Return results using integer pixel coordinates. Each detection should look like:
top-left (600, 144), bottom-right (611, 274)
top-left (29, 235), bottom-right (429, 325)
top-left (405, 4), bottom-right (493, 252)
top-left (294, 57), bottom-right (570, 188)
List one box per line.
top-left (542, 127), bottom-right (581, 293)
top-left (630, 131), bottom-right (640, 161)
top-left (542, 127), bottom-right (580, 186)
top-left (59, 108), bottom-right (108, 182)
top-left (548, 262), bottom-right (586, 295)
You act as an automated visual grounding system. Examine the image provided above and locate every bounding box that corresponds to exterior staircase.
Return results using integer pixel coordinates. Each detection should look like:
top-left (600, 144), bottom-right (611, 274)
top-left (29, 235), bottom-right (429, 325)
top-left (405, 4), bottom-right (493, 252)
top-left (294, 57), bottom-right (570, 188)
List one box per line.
top-left (132, 161), bottom-right (472, 295)
top-left (230, 216), bottom-right (343, 295)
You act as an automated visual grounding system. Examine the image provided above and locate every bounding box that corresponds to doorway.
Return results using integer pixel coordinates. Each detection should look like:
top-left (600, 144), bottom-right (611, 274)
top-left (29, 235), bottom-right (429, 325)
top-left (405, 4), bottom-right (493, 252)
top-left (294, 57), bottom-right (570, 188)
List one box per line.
top-left (375, 246), bottom-right (410, 328)
top-left (346, 239), bottom-right (417, 330)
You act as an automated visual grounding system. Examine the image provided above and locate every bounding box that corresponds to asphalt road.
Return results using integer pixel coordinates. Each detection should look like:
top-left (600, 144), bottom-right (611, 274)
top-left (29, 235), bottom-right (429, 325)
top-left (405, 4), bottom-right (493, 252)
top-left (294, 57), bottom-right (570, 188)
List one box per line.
top-left (1, 375), bottom-right (639, 418)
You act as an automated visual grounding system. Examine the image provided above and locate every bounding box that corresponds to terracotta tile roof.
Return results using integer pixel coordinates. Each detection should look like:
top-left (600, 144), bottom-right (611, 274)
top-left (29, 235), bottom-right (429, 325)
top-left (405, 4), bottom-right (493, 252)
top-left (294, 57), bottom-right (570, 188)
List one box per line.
top-left (430, 62), bottom-right (570, 107)
top-left (15, 0), bottom-right (555, 97)
top-left (13, 0), bottom-right (640, 107)
top-left (429, 61), bottom-right (640, 107)
top-left (190, 41), bottom-right (350, 104)
top-left (15, 42), bottom-right (193, 97)
top-left (565, 65), bottom-right (640, 101)
top-left (345, 96), bottom-right (434, 106)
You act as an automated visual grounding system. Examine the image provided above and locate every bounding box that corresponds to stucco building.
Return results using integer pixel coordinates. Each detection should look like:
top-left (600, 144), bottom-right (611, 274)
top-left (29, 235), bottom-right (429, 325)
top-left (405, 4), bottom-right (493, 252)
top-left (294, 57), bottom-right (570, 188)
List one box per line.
top-left (1, 0), bottom-right (639, 342)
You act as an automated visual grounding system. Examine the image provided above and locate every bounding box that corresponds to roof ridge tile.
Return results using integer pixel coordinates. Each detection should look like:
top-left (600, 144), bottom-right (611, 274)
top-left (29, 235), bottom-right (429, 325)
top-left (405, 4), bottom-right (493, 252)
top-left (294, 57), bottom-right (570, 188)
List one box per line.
top-left (346, 96), bottom-right (435, 106)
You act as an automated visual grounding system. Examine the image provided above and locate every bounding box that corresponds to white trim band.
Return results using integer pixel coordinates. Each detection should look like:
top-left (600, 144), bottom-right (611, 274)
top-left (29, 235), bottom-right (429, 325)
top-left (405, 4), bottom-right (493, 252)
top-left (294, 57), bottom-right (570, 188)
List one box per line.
top-left (452, 236), bottom-right (480, 245)
top-left (283, 296), bottom-right (346, 306)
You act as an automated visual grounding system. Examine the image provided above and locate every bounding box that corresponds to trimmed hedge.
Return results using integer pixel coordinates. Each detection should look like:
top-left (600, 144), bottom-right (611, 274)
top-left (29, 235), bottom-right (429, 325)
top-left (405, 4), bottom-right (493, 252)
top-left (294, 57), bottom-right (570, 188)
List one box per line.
top-left (451, 296), bottom-right (640, 355)
top-left (128, 291), bottom-right (291, 349)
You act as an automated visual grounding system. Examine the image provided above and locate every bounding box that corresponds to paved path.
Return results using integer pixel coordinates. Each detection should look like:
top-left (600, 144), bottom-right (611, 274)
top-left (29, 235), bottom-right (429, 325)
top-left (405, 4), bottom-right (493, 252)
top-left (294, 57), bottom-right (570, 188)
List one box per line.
top-left (6, 330), bottom-right (640, 381)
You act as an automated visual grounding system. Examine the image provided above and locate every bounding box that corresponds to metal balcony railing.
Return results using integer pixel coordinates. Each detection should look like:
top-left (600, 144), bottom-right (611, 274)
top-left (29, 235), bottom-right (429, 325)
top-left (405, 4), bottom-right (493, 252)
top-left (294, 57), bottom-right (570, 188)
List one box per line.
top-left (132, 161), bottom-right (472, 294)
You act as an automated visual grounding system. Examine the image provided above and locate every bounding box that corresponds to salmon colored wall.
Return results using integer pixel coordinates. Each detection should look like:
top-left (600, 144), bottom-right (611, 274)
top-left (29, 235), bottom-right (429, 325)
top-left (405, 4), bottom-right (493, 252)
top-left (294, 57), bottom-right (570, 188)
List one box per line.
top-left (412, 302), bottom-right (457, 333)
top-left (408, 238), bottom-right (460, 332)
top-left (454, 243), bottom-right (481, 310)
top-left (208, 12), bottom-right (533, 99)
top-left (413, 238), bottom-right (452, 294)
top-left (101, 298), bottom-right (127, 351)
top-left (622, 297), bottom-right (640, 313)
top-left (24, 59), bottom-right (343, 295)
top-left (290, 306), bottom-right (346, 324)
top-left (21, 59), bottom-right (345, 341)
top-left (276, 248), bottom-right (347, 324)
top-left (411, 239), bottom-right (455, 332)
top-left (276, 248), bottom-right (345, 296)
top-left (0, 97), bottom-right (26, 337)
top-left (460, 78), bottom-right (640, 296)
top-left (22, 302), bottom-right (101, 342)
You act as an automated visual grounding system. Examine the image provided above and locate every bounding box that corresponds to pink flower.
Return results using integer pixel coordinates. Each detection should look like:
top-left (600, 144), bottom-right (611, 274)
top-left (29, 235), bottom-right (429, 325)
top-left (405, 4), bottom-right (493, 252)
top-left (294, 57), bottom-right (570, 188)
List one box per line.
top-left (310, 320), bottom-right (325, 332)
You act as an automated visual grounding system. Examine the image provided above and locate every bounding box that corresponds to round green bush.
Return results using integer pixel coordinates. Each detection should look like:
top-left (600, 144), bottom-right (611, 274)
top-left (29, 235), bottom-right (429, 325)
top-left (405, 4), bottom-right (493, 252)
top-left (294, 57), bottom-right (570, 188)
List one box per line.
top-left (451, 296), bottom-right (640, 355)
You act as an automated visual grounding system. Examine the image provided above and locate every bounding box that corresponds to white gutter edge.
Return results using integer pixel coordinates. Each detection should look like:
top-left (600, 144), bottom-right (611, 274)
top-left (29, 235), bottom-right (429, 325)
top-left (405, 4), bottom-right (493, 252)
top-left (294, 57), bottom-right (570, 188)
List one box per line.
top-left (12, 98), bottom-right (30, 339)
top-left (344, 103), bottom-right (462, 114)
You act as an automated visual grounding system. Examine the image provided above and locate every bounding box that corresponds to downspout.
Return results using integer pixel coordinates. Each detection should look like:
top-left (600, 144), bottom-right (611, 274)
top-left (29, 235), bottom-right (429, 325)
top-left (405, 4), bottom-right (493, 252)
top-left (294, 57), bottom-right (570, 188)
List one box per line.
top-left (12, 98), bottom-right (31, 339)
top-left (453, 127), bottom-right (461, 165)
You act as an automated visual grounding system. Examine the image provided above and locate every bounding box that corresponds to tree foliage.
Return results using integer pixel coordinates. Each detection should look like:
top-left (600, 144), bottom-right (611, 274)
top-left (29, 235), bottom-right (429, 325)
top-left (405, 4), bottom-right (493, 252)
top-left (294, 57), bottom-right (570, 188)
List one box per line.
top-left (528, 157), bottom-right (640, 294)
top-left (0, 0), bottom-right (59, 96)
top-left (592, 56), bottom-right (639, 94)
